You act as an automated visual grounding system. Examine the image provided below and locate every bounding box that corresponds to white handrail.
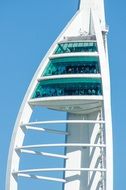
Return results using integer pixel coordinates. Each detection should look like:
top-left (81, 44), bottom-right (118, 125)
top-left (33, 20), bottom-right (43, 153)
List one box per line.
top-left (13, 167), bottom-right (106, 174)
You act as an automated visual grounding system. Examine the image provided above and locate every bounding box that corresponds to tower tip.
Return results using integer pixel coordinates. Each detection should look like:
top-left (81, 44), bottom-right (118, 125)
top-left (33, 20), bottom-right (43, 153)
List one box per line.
top-left (78, 0), bottom-right (85, 10)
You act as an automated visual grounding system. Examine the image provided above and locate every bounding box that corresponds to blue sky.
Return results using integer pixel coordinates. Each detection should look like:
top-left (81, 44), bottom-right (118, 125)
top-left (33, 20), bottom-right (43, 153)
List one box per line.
top-left (0, 0), bottom-right (126, 189)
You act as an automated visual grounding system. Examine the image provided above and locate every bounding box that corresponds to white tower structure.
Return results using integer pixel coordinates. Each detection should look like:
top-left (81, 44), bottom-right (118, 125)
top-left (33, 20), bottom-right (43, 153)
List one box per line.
top-left (6, 0), bottom-right (113, 190)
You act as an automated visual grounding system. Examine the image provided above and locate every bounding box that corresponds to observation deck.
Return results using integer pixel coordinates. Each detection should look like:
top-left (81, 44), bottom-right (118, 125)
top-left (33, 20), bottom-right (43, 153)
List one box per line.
top-left (29, 36), bottom-right (103, 113)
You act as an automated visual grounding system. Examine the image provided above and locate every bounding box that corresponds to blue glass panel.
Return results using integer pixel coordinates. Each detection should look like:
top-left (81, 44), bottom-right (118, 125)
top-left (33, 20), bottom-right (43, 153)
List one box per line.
top-left (32, 78), bottom-right (102, 99)
top-left (43, 57), bottom-right (100, 76)
top-left (55, 42), bottom-right (97, 54)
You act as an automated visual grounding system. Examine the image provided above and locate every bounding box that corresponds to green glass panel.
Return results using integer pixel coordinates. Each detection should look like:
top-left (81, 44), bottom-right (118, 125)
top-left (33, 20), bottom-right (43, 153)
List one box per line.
top-left (55, 42), bottom-right (98, 54)
top-left (32, 78), bottom-right (102, 99)
top-left (73, 42), bottom-right (78, 47)
top-left (43, 56), bottom-right (100, 76)
top-left (67, 43), bottom-right (73, 48)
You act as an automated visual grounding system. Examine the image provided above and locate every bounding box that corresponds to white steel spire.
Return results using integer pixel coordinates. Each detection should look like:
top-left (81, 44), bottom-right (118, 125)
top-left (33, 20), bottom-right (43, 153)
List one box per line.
top-left (78, 0), bottom-right (106, 27)
top-left (6, 1), bottom-right (113, 190)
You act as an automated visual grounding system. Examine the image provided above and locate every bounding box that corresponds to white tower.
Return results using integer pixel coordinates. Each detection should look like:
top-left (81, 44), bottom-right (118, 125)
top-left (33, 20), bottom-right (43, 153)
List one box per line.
top-left (6, 0), bottom-right (113, 190)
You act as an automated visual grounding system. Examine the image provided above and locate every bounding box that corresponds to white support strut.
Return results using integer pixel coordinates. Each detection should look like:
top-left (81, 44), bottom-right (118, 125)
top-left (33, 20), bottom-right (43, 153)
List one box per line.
top-left (21, 120), bottom-right (105, 127)
top-left (16, 143), bottom-right (106, 150)
top-left (19, 149), bottom-right (68, 159)
top-left (16, 173), bottom-right (66, 183)
top-left (13, 168), bottom-right (106, 174)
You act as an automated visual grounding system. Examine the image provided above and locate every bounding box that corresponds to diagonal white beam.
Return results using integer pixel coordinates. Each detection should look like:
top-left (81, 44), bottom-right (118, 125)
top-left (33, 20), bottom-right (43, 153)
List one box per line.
top-left (25, 126), bottom-right (69, 135)
top-left (16, 173), bottom-right (66, 183)
top-left (20, 149), bottom-right (68, 159)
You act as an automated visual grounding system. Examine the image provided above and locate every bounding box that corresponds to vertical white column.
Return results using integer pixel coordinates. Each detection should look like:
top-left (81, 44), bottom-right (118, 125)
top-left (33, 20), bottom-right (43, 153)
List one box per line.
top-left (64, 113), bottom-right (89, 190)
top-left (91, 7), bottom-right (113, 190)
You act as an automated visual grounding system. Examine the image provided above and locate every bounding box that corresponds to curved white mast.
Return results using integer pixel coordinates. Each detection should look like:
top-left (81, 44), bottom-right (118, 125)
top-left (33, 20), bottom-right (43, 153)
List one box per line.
top-left (6, 1), bottom-right (113, 190)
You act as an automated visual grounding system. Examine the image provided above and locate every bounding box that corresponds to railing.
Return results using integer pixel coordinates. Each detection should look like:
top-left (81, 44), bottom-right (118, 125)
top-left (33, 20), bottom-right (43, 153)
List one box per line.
top-left (64, 35), bottom-right (96, 41)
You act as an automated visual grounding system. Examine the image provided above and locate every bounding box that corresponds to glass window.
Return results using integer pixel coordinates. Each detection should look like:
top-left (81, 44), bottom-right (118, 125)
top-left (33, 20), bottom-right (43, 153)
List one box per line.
top-left (32, 78), bottom-right (102, 99)
top-left (43, 56), bottom-right (100, 76)
top-left (55, 42), bottom-right (98, 54)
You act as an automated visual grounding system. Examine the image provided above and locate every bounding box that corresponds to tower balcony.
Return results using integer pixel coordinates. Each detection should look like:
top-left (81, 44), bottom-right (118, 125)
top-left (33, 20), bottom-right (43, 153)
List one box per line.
top-left (29, 78), bottom-right (103, 113)
top-left (43, 56), bottom-right (100, 76)
top-left (63, 35), bottom-right (96, 42)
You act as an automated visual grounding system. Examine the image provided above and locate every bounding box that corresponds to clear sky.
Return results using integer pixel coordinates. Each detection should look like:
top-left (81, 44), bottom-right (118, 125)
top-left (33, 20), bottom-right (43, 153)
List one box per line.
top-left (0, 0), bottom-right (126, 190)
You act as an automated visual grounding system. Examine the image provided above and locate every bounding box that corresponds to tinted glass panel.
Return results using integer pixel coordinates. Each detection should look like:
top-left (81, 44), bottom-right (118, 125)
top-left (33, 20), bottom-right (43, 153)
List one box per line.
top-left (32, 78), bottom-right (102, 99)
top-left (55, 42), bottom-right (97, 54)
top-left (43, 57), bottom-right (100, 76)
